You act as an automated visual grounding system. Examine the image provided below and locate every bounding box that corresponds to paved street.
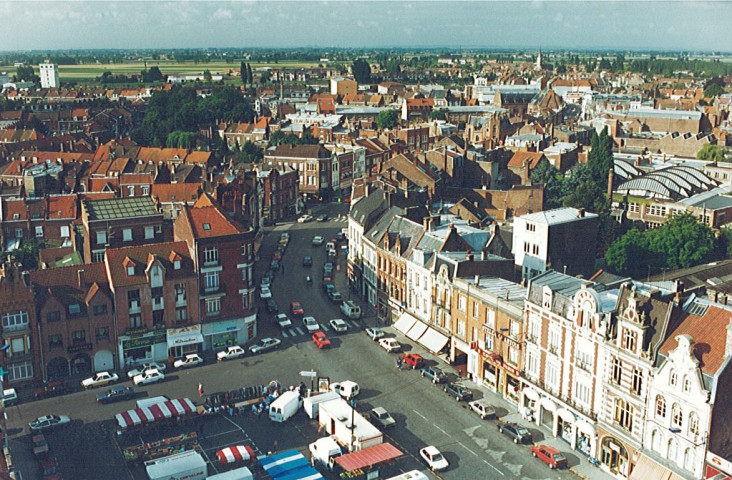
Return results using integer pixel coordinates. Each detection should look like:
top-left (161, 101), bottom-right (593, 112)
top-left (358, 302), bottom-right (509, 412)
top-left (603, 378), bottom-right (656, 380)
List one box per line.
top-left (5, 202), bottom-right (608, 480)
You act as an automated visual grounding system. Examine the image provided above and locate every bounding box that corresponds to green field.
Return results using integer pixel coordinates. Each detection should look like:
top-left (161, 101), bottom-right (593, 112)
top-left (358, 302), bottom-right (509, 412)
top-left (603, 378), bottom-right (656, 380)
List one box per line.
top-left (0, 60), bottom-right (324, 81)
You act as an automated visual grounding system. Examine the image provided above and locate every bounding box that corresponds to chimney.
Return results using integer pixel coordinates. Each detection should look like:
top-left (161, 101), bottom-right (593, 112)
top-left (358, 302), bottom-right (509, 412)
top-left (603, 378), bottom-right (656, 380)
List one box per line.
top-left (466, 250), bottom-right (474, 261)
top-left (474, 274), bottom-right (479, 286)
top-left (607, 168), bottom-right (614, 198)
top-left (726, 318), bottom-right (732, 358)
top-left (77, 269), bottom-right (85, 288)
top-left (674, 280), bottom-right (685, 303)
top-left (481, 249), bottom-right (486, 260)
top-left (577, 208), bottom-right (585, 218)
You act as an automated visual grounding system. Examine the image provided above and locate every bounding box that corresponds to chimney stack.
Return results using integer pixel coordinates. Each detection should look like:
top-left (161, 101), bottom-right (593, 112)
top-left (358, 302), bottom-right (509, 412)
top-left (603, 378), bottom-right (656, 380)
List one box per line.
top-left (466, 250), bottom-right (474, 261)
top-left (674, 280), bottom-right (685, 303)
top-left (78, 269), bottom-right (85, 288)
top-left (607, 168), bottom-right (614, 198)
top-left (578, 208), bottom-right (585, 218)
top-left (474, 274), bottom-right (479, 286)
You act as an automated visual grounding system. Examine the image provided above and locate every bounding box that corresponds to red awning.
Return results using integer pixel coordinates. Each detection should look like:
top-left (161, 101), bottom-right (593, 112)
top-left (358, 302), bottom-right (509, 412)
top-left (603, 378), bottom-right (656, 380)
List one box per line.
top-left (706, 465), bottom-right (732, 480)
top-left (334, 443), bottom-right (402, 472)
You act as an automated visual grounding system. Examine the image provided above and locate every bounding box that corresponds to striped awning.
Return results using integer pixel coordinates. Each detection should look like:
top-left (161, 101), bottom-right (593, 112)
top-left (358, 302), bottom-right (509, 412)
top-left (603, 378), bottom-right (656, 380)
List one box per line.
top-left (114, 397), bottom-right (195, 429)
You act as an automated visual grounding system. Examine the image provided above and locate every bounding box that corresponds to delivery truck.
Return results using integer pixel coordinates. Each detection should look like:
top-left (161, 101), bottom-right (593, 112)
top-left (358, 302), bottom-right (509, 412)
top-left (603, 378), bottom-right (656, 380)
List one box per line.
top-left (309, 436), bottom-right (343, 471)
top-left (318, 398), bottom-right (382, 452)
top-left (269, 390), bottom-right (302, 423)
top-left (145, 450), bottom-right (207, 480)
top-left (303, 391), bottom-right (340, 419)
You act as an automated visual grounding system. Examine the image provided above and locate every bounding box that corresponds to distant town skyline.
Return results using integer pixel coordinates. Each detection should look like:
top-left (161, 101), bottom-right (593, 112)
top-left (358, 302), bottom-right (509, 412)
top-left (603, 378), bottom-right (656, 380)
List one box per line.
top-left (1, 1), bottom-right (731, 53)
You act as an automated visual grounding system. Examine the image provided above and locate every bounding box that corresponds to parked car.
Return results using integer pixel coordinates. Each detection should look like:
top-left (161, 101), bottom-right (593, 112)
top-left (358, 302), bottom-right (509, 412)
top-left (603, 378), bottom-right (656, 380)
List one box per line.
top-left (132, 368), bottom-right (165, 386)
top-left (379, 338), bottom-right (402, 353)
top-left (312, 235), bottom-right (324, 246)
top-left (420, 366), bottom-right (447, 384)
top-left (329, 318), bottom-right (348, 333)
top-left (419, 446), bottom-right (449, 471)
top-left (270, 259), bottom-right (280, 270)
top-left (1, 388), bottom-right (18, 407)
top-left (322, 275), bottom-right (333, 286)
top-left (81, 371), bottom-right (118, 389)
top-left (290, 301), bottom-right (304, 316)
top-left (365, 327), bottom-right (384, 341)
top-left (443, 382), bottom-right (473, 402)
top-left (32, 433), bottom-right (48, 459)
top-left (272, 250), bottom-right (283, 262)
top-left (265, 298), bottom-right (279, 313)
top-left (29, 415), bottom-right (71, 433)
top-left (303, 256), bottom-right (313, 267)
top-left (260, 275), bottom-right (272, 289)
top-left (40, 458), bottom-right (62, 480)
top-left (127, 361), bottom-right (167, 379)
top-left (216, 346), bottom-right (247, 361)
top-left (96, 386), bottom-right (135, 404)
top-left (497, 421), bottom-right (533, 444)
top-left (336, 231), bottom-right (346, 242)
top-left (312, 331), bottom-right (331, 349)
top-left (260, 286), bottom-right (273, 299)
top-left (34, 381), bottom-right (67, 400)
top-left (174, 354), bottom-right (203, 369)
top-left (369, 407), bottom-right (396, 429)
top-left (298, 214), bottom-right (313, 223)
top-left (249, 337), bottom-right (281, 355)
top-left (328, 291), bottom-right (343, 303)
top-left (402, 353), bottom-right (425, 369)
top-left (303, 316), bottom-right (320, 333)
top-left (317, 214), bottom-right (328, 222)
top-left (275, 313), bottom-right (292, 329)
top-left (468, 399), bottom-right (496, 419)
top-left (323, 262), bottom-right (334, 274)
top-left (531, 445), bottom-right (568, 469)
top-left (280, 233), bottom-right (290, 242)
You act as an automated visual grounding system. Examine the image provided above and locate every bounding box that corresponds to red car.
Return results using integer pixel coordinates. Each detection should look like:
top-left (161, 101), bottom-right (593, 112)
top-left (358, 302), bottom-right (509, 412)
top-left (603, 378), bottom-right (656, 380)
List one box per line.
top-left (40, 458), bottom-right (62, 480)
top-left (34, 380), bottom-right (66, 400)
top-left (531, 445), bottom-right (568, 469)
top-left (402, 353), bottom-right (425, 369)
top-left (273, 251), bottom-right (283, 261)
top-left (290, 301), bottom-right (304, 316)
top-left (312, 331), bottom-right (331, 349)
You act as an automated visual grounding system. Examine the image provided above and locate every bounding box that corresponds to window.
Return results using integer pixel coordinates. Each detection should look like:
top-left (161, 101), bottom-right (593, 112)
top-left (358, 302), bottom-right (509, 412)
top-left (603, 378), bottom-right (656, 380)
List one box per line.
top-left (457, 320), bottom-right (465, 336)
top-left (92, 251), bottom-right (105, 263)
top-left (509, 320), bottom-right (519, 338)
top-left (8, 362), bottom-right (32, 381)
top-left (683, 376), bottom-right (691, 393)
top-left (46, 311), bottom-right (61, 322)
top-left (689, 413), bottom-right (699, 435)
top-left (486, 310), bottom-right (496, 330)
top-left (68, 303), bottom-right (81, 315)
top-left (548, 327), bottom-right (561, 353)
top-left (204, 247), bottom-right (219, 264)
top-left (546, 359), bottom-right (559, 390)
top-left (35, 226), bottom-right (43, 237)
top-left (668, 439), bottom-right (678, 460)
top-left (670, 369), bottom-right (677, 386)
top-left (528, 315), bottom-right (540, 341)
top-left (526, 222), bottom-right (536, 232)
top-left (632, 367), bottom-right (643, 395)
top-left (204, 271), bottom-right (220, 291)
top-left (49, 334), bottom-right (62, 348)
top-left (611, 356), bottom-right (622, 384)
top-left (150, 266), bottom-right (162, 288)
top-left (127, 265), bottom-right (135, 276)
top-left (96, 230), bottom-right (107, 245)
top-left (127, 185), bottom-right (135, 196)
top-left (203, 223), bottom-right (211, 231)
top-left (72, 330), bottom-right (86, 344)
top-left (614, 399), bottom-right (633, 430)
top-left (526, 349), bottom-right (539, 377)
top-left (651, 429), bottom-right (662, 453)
top-left (507, 347), bottom-right (518, 365)
top-left (622, 328), bottom-right (637, 353)
top-left (206, 298), bottom-right (221, 315)
top-left (656, 395), bottom-right (666, 418)
top-left (144, 226), bottom-right (154, 239)
top-left (15, 228), bottom-right (23, 239)
top-left (672, 403), bottom-right (683, 427)
top-left (176, 308), bottom-right (187, 323)
top-left (573, 378), bottom-right (591, 407)
top-left (60, 225), bottom-right (70, 238)
top-left (122, 228), bottom-right (133, 241)
top-left (174, 260), bottom-right (181, 270)
top-left (684, 448), bottom-right (695, 472)
top-left (485, 334), bottom-right (494, 351)
top-left (96, 327), bottom-right (109, 341)
top-left (472, 302), bottom-right (479, 318)
top-left (127, 289), bottom-right (140, 309)
top-left (93, 304), bottom-right (107, 316)
top-left (129, 314), bottom-right (142, 328)
top-left (458, 295), bottom-right (466, 312)
top-left (142, 186), bottom-right (149, 196)
top-left (175, 283), bottom-right (186, 303)
top-left (2, 310), bottom-right (29, 330)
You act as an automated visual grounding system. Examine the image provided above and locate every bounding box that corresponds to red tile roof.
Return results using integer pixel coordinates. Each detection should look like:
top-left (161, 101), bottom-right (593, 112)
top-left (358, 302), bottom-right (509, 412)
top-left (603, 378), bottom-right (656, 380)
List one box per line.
top-left (185, 205), bottom-right (248, 239)
top-left (105, 241), bottom-right (193, 287)
top-left (508, 151), bottom-right (545, 169)
top-left (119, 173), bottom-right (154, 185)
top-left (151, 183), bottom-right (201, 204)
top-left (46, 195), bottom-right (77, 219)
top-left (30, 262), bottom-right (108, 288)
top-left (1, 199), bottom-right (26, 221)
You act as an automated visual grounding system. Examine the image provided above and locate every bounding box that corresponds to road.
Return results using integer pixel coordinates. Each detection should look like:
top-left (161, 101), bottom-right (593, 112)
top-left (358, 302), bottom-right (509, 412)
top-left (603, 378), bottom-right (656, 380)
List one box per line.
top-left (6, 202), bottom-right (580, 480)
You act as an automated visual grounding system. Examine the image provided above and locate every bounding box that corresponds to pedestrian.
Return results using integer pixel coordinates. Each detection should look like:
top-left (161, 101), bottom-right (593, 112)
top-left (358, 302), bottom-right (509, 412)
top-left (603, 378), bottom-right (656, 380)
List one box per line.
top-left (198, 382), bottom-right (204, 397)
top-left (273, 440), bottom-right (278, 453)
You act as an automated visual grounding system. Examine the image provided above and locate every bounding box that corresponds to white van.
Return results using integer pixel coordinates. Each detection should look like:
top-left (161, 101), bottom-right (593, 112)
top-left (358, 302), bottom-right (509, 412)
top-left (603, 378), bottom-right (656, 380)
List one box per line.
top-left (2, 388), bottom-right (18, 407)
top-left (340, 301), bottom-right (361, 319)
top-left (325, 241), bottom-right (335, 251)
top-left (330, 380), bottom-right (360, 400)
top-left (269, 390), bottom-right (302, 423)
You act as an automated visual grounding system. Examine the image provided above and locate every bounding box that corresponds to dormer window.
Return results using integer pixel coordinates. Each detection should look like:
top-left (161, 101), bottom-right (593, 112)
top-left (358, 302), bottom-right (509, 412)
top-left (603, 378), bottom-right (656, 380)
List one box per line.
top-left (203, 223), bottom-right (211, 231)
top-left (174, 260), bottom-right (181, 270)
top-left (68, 303), bottom-right (81, 315)
top-left (127, 266), bottom-right (135, 276)
top-left (622, 328), bottom-right (637, 354)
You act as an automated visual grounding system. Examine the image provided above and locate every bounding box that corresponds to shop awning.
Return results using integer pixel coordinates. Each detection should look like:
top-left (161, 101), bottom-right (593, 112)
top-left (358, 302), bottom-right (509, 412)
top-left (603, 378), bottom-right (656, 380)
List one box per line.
top-left (334, 442), bottom-right (402, 472)
top-left (406, 321), bottom-right (428, 341)
top-left (630, 453), bottom-right (683, 480)
top-left (706, 465), bottom-right (732, 480)
top-left (393, 312), bottom-right (417, 334)
top-left (416, 327), bottom-right (449, 353)
top-left (167, 332), bottom-right (204, 348)
top-left (115, 397), bottom-right (195, 429)
top-left (259, 450), bottom-right (323, 480)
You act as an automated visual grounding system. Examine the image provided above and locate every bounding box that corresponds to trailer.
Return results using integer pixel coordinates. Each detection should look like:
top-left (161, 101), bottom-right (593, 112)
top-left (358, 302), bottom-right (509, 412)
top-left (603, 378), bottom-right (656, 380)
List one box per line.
top-left (269, 390), bottom-right (302, 423)
top-left (145, 450), bottom-right (207, 480)
top-left (317, 398), bottom-right (382, 452)
top-left (309, 436), bottom-right (343, 471)
top-left (303, 391), bottom-right (340, 419)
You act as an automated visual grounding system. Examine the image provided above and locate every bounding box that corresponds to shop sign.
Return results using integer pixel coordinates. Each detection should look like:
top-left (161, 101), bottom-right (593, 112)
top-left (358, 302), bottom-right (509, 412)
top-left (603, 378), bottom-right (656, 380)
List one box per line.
top-left (481, 325), bottom-right (521, 349)
top-left (123, 331), bottom-right (166, 350)
top-left (126, 327), bottom-right (149, 337)
top-left (212, 332), bottom-right (236, 348)
top-left (167, 324), bottom-right (202, 336)
top-left (67, 343), bottom-right (92, 354)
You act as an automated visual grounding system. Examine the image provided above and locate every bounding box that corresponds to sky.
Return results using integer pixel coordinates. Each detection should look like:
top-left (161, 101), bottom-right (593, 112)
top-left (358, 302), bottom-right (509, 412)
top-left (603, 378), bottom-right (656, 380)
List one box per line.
top-left (1, 1), bottom-right (730, 52)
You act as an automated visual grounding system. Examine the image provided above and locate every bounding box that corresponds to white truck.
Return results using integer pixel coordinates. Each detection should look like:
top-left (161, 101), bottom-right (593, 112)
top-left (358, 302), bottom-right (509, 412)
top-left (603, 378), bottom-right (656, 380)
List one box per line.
top-left (145, 450), bottom-right (207, 480)
top-left (309, 436), bottom-right (343, 471)
top-left (303, 391), bottom-right (341, 419)
top-left (340, 301), bottom-right (361, 319)
top-left (269, 390), bottom-right (302, 423)
top-left (318, 398), bottom-right (382, 452)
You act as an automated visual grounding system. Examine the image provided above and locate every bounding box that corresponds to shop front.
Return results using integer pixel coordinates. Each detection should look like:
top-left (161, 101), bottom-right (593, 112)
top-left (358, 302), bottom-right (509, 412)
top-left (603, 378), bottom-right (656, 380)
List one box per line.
top-left (201, 315), bottom-right (256, 351)
top-left (167, 325), bottom-right (204, 359)
top-left (556, 408), bottom-right (576, 445)
top-left (119, 328), bottom-right (168, 368)
top-left (598, 434), bottom-right (630, 477)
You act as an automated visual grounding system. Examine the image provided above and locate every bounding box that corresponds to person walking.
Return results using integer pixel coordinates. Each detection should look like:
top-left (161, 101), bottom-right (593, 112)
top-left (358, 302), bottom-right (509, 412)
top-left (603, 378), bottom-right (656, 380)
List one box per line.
top-left (198, 382), bottom-right (204, 397)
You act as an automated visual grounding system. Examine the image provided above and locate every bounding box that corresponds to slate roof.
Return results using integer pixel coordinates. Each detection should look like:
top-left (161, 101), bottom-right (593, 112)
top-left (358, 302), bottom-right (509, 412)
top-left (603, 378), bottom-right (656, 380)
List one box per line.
top-left (349, 189), bottom-right (388, 227)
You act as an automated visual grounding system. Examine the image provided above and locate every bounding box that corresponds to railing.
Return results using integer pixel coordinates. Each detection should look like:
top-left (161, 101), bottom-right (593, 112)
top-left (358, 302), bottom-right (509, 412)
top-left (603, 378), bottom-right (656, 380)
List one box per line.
top-left (548, 344), bottom-right (559, 355)
top-left (152, 297), bottom-right (164, 310)
top-left (2, 322), bottom-right (30, 333)
top-left (201, 282), bottom-right (225, 296)
top-left (521, 372), bottom-right (598, 421)
top-left (575, 360), bottom-right (593, 373)
top-left (526, 334), bottom-right (538, 344)
top-left (129, 301), bottom-right (140, 314)
top-left (203, 258), bottom-right (220, 267)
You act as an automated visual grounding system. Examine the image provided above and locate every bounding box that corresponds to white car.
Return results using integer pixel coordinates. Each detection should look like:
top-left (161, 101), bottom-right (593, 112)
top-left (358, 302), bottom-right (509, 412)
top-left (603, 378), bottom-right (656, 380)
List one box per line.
top-left (260, 286), bottom-right (273, 299)
top-left (127, 362), bottom-right (167, 379)
top-left (173, 354), bottom-right (203, 369)
top-left (303, 316), bottom-right (320, 333)
top-left (312, 235), bottom-right (324, 246)
top-left (275, 313), bottom-right (292, 329)
top-left (468, 399), bottom-right (496, 420)
top-left (133, 368), bottom-right (165, 386)
top-left (81, 371), bottom-right (119, 389)
top-left (217, 346), bottom-right (246, 361)
top-left (298, 214), bottom-right (313, 223)
top-left (365, 327), bottom-right (384, 341)
top-left (29, 415), bottom-right (71, 433)
top-left (420, 445), bottom-right (449, 471)
top-left (329, 318), bottom-right (348, 333)
top-left (249, 337), bottom-right (282, 354)
top-left (379, 338), bottom-right (402, 353)
top-left (280, 233), bottom-right (290, 242)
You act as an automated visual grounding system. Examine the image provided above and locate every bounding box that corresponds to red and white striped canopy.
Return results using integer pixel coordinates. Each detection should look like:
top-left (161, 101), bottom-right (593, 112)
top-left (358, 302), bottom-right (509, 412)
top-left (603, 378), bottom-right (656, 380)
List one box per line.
top-left (114, 398), bottom-right (195, 429)
top-left (217, 445), bottom-right (255, 465)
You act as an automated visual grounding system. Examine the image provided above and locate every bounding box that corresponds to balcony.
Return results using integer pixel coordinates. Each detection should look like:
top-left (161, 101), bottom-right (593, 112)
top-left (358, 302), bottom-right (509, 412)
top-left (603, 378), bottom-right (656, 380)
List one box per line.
top-left (548, 344), bottom-right (559, 355)
top-left (526, 334), bottom-right (539, 344)
top-left (202, 258), bottom-right (220, 268)
top-left (129, 300), bottom-right (141, 314)
top-left (201, 282), bottom-right (226, 296)
top-left (175, 295), bottom-right (187, 307)
top-left (575, 360), bottom-right (593, 373)
top-left (2, 322), bottom-right (30, 334)
top-left (522, 372), bottom-right (598, 421)
top-left (152, 297), bottom-right (164, 310)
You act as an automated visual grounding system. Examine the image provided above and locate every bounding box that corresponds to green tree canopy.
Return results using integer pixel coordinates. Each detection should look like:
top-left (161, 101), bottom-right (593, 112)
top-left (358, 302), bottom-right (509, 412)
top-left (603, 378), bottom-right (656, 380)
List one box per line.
top-left (429, 109), bottom-right (447, 121)
top-left (240, 61), bottom-right (248, 85)
top-left (697, 144), bottom-right (729, 162)
top-left (703, 83), bottom-right (724, 99)
top-left (352, 59), bottom-right (372, 84)
top-left (16, 65), bottom-right (38, 84)
top-left (376, 109), bottom-right (399, 130)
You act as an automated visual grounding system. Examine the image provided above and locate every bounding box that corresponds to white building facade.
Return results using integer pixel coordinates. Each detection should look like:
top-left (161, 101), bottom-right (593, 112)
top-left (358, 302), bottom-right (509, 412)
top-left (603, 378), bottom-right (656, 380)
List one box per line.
top-left (39, 62), bottom-right (59, 88)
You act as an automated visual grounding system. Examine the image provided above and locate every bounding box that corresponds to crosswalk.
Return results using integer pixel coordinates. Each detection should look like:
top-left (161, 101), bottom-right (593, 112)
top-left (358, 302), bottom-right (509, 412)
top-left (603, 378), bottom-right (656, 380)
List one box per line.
top-left (280, 319), bottom-right (361, 338)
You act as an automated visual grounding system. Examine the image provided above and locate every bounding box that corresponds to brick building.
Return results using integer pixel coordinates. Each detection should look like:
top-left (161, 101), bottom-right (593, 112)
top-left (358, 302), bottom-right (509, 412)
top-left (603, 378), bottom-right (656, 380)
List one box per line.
top-left (0, 261), bottom-right (39, 386)
top-left (257, 165), bottom-right (298, 223)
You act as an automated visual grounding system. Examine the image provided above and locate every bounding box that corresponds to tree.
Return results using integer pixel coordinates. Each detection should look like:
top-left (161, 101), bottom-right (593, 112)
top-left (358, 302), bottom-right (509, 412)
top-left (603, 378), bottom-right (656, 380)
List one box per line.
top-left (247, 64), bottom-right (253, 87)
top-left (530, 158), bottom-right (564, 209)
top-left (429, 109), bottom-right (447, 121)
top-left (240, 61), bottom-right (248, 85)
top-left (352, 59), bottom-right (372, 84)
top-left (16, 65), bottom-right (38, 84)
top-left (703, 83), bottom-right (724, 99)
top-left (697, 144), bottom-right (729, 162)
top-left (605, 228), bottom-right (650, 277)
top-left (11, 238), bottom-right (44, 270)
top-left (203, 70), bottom-right (212, 83)
top-left (562, 180), bottom-right (607, 213)
top-left (166, 131), bottom-right (196, 149)
top-left (376, 109), bottom-right (399, 130)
